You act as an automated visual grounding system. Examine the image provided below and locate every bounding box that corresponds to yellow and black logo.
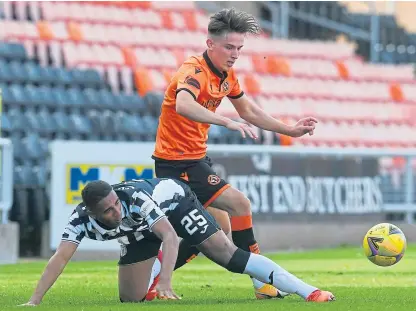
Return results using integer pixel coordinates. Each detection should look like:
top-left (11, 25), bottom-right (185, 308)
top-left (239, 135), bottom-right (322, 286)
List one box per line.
top-left (66, 164), bottom-right (155, 204)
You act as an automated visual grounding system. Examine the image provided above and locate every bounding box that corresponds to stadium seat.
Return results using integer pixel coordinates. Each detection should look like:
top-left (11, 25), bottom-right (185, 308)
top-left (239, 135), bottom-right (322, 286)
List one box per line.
top-left (97, 88), bottom-right (115, 110)
top-left (50, 87), bottom-right (69, 110)
top-left (23, 133), bottom-right (43, 161)
top-left (10, 134), bottom-right (27, 165)
top-left (9, 108), bottom-right (27, 133)
top-left (112, 111), bottom-right (128, 135)
top-left (38, 66), bottom-right (56, 85)
top-left (118, 93), bottom-right (145, 114)
top-left (37, 109), bottom-right (57, 136)
top-left (23, 110), bottom-right (43, 134)
top-left (51, 111), bottom-right (73, 135)
top-left (52, 67), bottom-right (74, 87)
top-left (143, 92), bottom-right (163, 117)
top-left (142, 115), bottom-right (158, 138)
top-left (24, 85), bottom-right (44, 107)
top-left (70, 113), bottom-right (93, 138)
top-left (36, 85), bottom-right (55, 108)
top-left (126, 115), bottom-right (145, 140)
top-left (83, 88), bottom-right (100, 110)
top-left (71, 68), bottom-right (104, 89)
top-left (0, 42), bottom-right (27, 62)
top-left (86, 110), bottom-right (102, 135)
top-left (1, 84), bottom-right (14, 105)
top-left (66, 87), bottom-right (86, 112)
top-left (208, 125), bottom-right (223, 144)
top-left (23, 62), bottom-right (43, 84)
top-left (0, 60), bottom-right (11, 83)
top-left (8, 61), bottom-right (29, 84)
top-left (100, 110), bottom-right (117, 136)
top-left (1, 113), bottom-right (12, 135)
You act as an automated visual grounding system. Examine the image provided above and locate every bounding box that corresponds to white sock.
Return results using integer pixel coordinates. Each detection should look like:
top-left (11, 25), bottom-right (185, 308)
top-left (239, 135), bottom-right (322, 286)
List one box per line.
top-left (251, 277), bottom-right (265, 289)
top-left (147, 256), bottom-right (161, 291)
top-left (243, 253), bottom-right (317, 299)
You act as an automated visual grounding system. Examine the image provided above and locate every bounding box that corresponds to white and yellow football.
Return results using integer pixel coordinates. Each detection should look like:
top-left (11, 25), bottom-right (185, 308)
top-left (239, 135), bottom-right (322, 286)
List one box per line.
top-left (363, 223), bottom-right (407, 267)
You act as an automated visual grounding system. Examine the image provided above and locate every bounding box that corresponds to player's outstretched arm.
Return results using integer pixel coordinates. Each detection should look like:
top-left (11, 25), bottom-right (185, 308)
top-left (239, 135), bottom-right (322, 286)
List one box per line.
top-left (229, 94), bottom-right (318, 138)
top-left (20, 241), bottom-right (78, 306)
top-left (176, 91), bottom-right (231, 126)
top-left (176, 91), bottom-right (258, 139)
top-left (151, 218), bottom-right (181, 300)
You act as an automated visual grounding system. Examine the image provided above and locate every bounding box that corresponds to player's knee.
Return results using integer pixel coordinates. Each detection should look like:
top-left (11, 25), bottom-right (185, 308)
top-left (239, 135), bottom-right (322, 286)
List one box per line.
top-left (222, 219), bottom-right (231, 235)
top-left (119, 289), bottom-right (147, 303)
top-left (233, 191), bottom-right (251, 216)
top-left (225, 248), bottom-right (251, 274)
top-left (208, 207), bottom-right (231, 235)
top-left (119, 295), bottom-right (146, 303)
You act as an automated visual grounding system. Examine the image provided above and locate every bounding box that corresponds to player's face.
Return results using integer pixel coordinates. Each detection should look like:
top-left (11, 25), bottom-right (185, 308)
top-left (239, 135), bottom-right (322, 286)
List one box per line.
top-left (95, 190), bottom-right (123, 229)
top-left (209, 32), bottom-right (245, 72)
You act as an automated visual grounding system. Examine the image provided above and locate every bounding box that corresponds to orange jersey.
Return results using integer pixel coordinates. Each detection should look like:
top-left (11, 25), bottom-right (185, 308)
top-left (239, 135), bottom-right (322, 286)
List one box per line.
top-left (153, 51), bottom-right (244, 161)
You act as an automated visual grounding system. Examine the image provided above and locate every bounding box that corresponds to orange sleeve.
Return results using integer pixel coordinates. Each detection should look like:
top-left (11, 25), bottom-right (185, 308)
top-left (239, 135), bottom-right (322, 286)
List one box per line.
top-left (176, 67), bottom-right (206, 101)
top-left (227, 78), bottom-right (244, 99)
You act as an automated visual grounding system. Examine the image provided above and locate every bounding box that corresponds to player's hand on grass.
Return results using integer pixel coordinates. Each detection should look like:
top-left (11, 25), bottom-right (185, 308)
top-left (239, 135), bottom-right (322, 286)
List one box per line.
top-left (289, 117), bottom-right (318, 137)
top-left (156, 282), bottom-right (181, 300)
top-left (225, 120), bottom-right (258, 139)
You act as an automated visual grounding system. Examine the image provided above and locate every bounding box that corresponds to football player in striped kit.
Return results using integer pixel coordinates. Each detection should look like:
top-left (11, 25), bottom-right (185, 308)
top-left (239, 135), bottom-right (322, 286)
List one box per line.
top-left (21, 178), bottom-right (334, 306)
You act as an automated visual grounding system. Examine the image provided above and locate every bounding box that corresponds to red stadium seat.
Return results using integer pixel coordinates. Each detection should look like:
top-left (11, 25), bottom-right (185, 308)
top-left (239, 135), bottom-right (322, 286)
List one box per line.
top-left (37, 21), bottom-right (54, 40)
top-left (67, 22), bottom-right (83, 42)
top-left (2, 1), bottom-right (416, 148)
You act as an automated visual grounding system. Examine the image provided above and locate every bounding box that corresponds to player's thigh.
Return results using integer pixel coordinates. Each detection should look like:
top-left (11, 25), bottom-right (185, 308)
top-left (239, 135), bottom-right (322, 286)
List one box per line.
top-left (210, 186), bottom-right (252, 216)
top-left (186, 159), bottom-right (230, 207)
top-left (118, 238), bottom-right (161, 302)
top-left (206, 206), bottom-right (230, 235)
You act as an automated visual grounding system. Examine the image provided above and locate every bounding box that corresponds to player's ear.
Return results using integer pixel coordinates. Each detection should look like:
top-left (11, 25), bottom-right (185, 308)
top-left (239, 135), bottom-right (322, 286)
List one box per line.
top-left (206, 38), bottom-right (214, 50)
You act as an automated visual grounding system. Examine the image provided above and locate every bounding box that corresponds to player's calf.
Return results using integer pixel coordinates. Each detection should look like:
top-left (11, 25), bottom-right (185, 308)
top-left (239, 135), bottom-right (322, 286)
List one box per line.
top-left (197, 231), bottom-right (335, 302)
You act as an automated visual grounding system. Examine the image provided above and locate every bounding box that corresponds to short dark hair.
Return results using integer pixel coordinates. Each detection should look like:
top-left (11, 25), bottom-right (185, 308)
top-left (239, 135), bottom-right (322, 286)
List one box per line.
top-left (208, 8), bottom-right (261, 38)
top-left (81, 180), bottom-right (113, 212)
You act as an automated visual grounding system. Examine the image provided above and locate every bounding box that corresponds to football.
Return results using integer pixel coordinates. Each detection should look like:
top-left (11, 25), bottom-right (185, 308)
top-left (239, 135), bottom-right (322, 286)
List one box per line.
top-left (363, 223), bottom-right (407, 267)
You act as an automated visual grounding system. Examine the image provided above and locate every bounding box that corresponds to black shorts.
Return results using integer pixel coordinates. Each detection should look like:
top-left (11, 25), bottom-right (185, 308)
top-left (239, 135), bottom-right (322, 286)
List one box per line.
top-left (153, 156), bottom-right (230, 207)
top-left (169, 194), bottom-right (220, 246)
top-left (118, 236), bottom-right (161, 266)
top-left (118, 194), bottom-right (220, 265)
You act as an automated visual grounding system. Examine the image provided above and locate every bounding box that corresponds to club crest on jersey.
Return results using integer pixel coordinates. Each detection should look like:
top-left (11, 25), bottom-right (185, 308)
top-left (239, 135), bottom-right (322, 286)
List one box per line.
top-left (207, 174), bottom-right (221, 185)
top-left (222, 81), bottom-right (229, 92)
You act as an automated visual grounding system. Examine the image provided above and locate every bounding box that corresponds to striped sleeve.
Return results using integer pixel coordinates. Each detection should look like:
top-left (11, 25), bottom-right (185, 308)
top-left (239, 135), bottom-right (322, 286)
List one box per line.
top-left (131, 190), bottom-right (166, 229)
top-left (61, 212), bottom-right (86, 245)
top-left (176, 67), bottom-right (205, 101)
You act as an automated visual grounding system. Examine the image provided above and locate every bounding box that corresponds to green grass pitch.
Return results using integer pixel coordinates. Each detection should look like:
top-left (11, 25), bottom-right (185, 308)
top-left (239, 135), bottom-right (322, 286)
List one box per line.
top-left (1, 245), bottom-right (416, 310)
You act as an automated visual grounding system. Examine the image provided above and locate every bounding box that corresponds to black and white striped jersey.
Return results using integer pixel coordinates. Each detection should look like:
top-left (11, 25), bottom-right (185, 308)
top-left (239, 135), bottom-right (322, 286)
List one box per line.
top-left (61, 178), bottom-right (189, 246)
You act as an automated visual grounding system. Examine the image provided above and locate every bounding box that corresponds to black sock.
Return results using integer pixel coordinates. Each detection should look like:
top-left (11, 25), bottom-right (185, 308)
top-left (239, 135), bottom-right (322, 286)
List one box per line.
top-left (232, 228), bottom-right (259, 253)
top-left (174, 239), bottom-right (200, 270)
